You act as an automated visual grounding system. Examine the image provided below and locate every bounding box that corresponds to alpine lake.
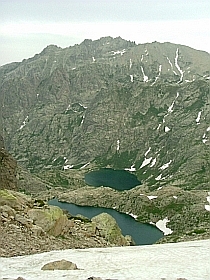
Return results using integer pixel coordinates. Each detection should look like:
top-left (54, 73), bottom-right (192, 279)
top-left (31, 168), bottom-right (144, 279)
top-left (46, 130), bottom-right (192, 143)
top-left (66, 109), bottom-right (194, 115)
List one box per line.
top-left (49, 168), bottom-right (164, 245)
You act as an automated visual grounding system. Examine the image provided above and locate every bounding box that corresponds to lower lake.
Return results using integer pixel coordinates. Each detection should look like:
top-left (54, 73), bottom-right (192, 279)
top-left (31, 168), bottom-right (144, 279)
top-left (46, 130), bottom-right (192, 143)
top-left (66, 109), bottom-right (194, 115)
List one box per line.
top-left (49, 199), bottom-right (164, 245)
top-left (84, 168), bottom-right (141, 190)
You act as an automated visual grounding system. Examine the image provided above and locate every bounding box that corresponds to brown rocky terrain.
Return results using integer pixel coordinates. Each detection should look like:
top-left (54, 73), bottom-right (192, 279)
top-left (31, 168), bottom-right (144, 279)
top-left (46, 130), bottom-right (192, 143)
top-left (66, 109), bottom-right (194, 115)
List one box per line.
top-left (0, 135), bottom-right (17, 191)
top-left (0, 189), bottom-right (131, 258)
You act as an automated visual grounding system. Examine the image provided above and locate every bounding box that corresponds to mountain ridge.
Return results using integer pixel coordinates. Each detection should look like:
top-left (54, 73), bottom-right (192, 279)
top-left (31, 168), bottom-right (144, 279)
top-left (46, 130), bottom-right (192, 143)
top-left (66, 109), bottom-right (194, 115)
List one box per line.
top-left (0, 36), bottom-right (209, 190)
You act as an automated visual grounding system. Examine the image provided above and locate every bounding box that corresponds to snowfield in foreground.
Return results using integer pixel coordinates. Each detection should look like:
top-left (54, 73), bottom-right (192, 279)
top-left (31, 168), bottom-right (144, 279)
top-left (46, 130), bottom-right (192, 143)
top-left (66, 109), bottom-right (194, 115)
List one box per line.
top-left (0, 239), bottom-right (210, 280)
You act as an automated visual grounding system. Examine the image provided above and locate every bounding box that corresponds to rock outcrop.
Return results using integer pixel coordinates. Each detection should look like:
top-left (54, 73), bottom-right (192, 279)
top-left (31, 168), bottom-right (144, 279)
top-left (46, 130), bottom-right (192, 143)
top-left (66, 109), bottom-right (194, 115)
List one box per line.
top-left (0, 138), bottom-right (17, 190)
top-left (0, 189), bottom-right (130, 257)
top-left (41, 259), bottom-right (78, 270)
top-left (28, 205), bottom-right (69, 236)
top-left (91, 212), bottom-right (132, 246)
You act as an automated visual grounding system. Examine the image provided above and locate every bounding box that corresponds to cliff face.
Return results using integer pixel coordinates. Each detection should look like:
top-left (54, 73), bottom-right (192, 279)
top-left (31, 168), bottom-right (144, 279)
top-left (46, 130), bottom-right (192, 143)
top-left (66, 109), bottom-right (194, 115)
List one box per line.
top-left (0, 135), bottom-right (17, 190)
top-left (0, 37), bottom-right (209, 190)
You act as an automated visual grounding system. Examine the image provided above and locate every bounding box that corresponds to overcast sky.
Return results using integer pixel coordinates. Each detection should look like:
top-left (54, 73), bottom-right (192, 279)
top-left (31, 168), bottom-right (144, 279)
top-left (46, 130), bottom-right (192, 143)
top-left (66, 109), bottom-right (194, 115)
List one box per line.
top-left (0, 0), bottom-right (209, 66)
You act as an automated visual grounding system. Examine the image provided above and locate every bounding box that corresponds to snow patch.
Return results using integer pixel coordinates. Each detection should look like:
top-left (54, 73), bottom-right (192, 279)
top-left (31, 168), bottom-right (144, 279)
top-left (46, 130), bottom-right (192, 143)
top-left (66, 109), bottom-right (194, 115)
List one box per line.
top-left (164, 126), bottom-right (170, 132)
top-left (159, 160), bottom-right (172, 170)
top-left (147, 195), bottom-right (158, 200)
top-left (141, 66), bottom-right (148, 82)
top-left (18, 116), bottom-right (29, 130)
top-left (151, 65), bottom-right (162, 86)
top-left (111, 49), bottom-right (126, 56)
top-left (80, 162), bottom-right (90, 169)
top-left (116, 139), bottom-right (120, 151)
top-left (125, 164), bottom-right (136, 172)
top-left (140, 157), bottom-right (152, 168)
top-left (126, 212), bottom-right (138, 219)
top-left (174, 48), bottom-right (184, 83)
top-left (173, 196), bottom-right (178, 199)
top-left (130, 74), bottom-right (134, 82)
top-left (166, 57), bottom-right (173, 69)
top-left (150, 158), bottom-right (156, 167)
top-left (155, 174), bottom-right (162, 180)
top-left (80, 115), bottom-right (85, 125)
top-left (156, 217), bottom-right (173, 235)
top-left (129, 59), bottom-right (132, 69)
top-left (196, 111), bottom-right (202, 124)
top-left (92, 57), bottom-right (96, 62)
top-left (144, 147), bottom-right (151, 157)
top-left (157, 124), bottom-right (161, 130)
top-left (205, 192), bottom-right (210, 211)
top-left (0, 240), bottom-right (209, 280)
top-left (64, 164), bottom-right (74, 170)
top-left (79, 103), bottom-right (87, 109)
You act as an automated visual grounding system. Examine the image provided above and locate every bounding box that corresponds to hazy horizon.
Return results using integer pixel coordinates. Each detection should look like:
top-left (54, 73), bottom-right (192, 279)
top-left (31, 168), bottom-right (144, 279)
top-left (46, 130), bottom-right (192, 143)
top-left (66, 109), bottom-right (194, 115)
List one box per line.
top-left (1, 0), bottom-right (209, 66)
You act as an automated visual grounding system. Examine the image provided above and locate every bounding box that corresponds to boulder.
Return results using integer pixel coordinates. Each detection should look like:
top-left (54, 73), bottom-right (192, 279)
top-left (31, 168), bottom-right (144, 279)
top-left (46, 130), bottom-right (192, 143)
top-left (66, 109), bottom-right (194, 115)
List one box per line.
top-left (41, 259), bottom-right (78, 270)
top-left (91, 212), bottom-right (130, 246)
top-left (28, 205), bottom-right (69, 236)
top-left (0, 189), bottom-right (33, 210)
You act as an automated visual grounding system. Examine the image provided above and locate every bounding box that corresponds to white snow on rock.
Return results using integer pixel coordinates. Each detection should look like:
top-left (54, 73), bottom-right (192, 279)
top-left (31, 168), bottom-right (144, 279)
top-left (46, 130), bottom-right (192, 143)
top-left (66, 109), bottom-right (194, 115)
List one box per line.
top-left (207, 126), bottom-right (210, 132)
top-left (166, 56), bottom-right (173, 69)
top-left (130, 74), bottom-right (134, 82)
top-left (79, 103), bottom-right (87, 109)
top-left (157, 123), bottom-right (161, 130)
top-left (173, 196), bottom-right (178, 199)
top-left (129, 58), bottom-right (132, 69)
top-left (63, 164), bottom-right (74, 170)
top-left (111, 49), bottom-right (126, 56)
top-left (150, 158), bottom-right (156, 167)
top-left (159, 160), bottom-right (172, 170)
top-left (140, 66), bottom-right (148, 82)
top-left (80, 115), bottom-right (85, 125)
top-left (65, 104), bottom-right (71, 112)
top-left (125, 164), bottom-right (136, 172)
top-left (126, 212), bottom-right (138, 219)
top-left (116, 139), bottom-right (120, 151)
top-left (147, 195), bottom-right (158, 200)
top-left (155, 174), bottom-right (162, 180)
top-left (80, 162), bottom-right (90, 169)
top-left (18, 116), bottom-right (29, 130)
top-left (1, 240), bottom-right (210, 280)
top-left (164, 126), bottom-right (170, 132)
top-left (168, 92), bottom-right (179, 113)
top-left (151, 65), bottom-right (162, 86)
top-left (140, 157), bottom-right (152, 168)
top-left (156, 217), bottom-right (173, 235)
top-left (205, 192), bottom-right (210, 211)
top-left (174, 48), bottom-right (184, 83)
top-left (144, 147), bottom-right (151, 157)
top-left (196, 111), bottom-right (202, 124)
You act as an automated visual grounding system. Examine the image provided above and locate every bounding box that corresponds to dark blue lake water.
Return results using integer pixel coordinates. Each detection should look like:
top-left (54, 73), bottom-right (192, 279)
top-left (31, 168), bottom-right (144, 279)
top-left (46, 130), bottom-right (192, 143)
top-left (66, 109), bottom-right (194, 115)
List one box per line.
top-left (49, 199), bottom-right (163, 245)
top-left (84, 168), bottom-right (141, 190)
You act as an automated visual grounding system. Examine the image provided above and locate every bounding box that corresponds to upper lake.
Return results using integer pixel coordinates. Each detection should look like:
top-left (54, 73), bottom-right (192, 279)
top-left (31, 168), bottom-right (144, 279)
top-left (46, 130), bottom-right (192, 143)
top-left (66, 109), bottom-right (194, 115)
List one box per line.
top-left (84, 168), bottom-right (141, 190)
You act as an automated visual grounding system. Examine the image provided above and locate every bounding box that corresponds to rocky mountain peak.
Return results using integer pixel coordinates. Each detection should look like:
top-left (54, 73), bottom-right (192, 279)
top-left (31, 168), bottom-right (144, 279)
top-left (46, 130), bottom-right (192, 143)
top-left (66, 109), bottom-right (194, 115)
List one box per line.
top-left (0, 37), bottom-right (209, 190)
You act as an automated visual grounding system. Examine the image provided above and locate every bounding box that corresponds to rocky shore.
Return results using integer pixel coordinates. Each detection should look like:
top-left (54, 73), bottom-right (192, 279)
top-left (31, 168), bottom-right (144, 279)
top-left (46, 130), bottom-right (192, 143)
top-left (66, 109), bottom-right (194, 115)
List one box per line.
top-left (0, 189), bottom-right (131, 258)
